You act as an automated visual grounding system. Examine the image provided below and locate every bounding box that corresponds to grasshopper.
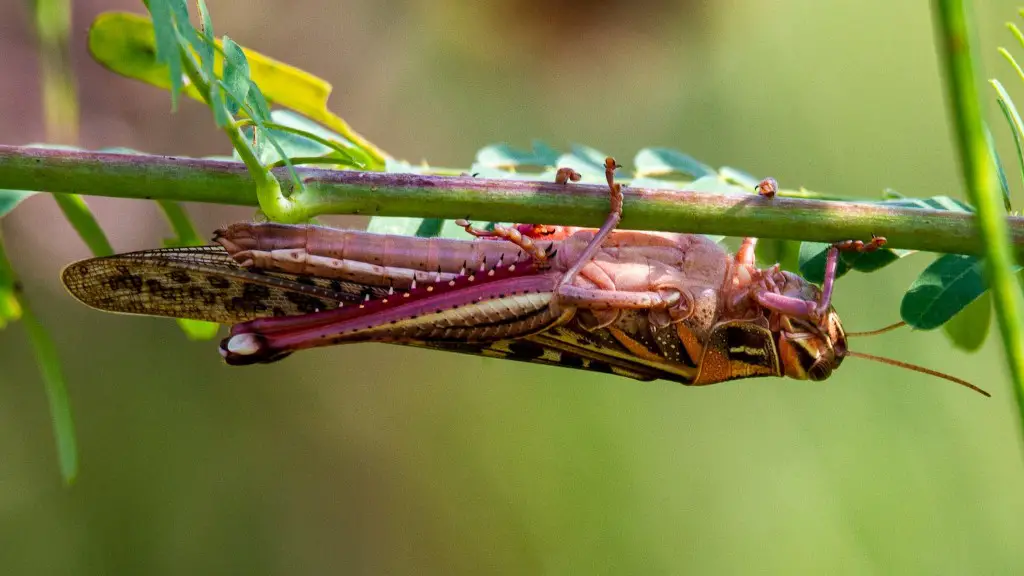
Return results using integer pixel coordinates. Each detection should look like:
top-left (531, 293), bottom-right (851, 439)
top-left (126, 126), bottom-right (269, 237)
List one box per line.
top-left (60, 158), bottom-right (988, 396)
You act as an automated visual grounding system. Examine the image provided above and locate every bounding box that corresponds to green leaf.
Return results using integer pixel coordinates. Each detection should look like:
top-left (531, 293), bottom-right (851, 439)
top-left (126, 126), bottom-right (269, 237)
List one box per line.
top-left (245, 80), bottom-right (272, 123)
top-left (87, 11), bottom-right (388, 167)
top-left (383, 158), bottom-right (423, 174)
top-left (0, 289), bottom-right (20, 328)
top-left (146, 0), bottom-right (185, 108)
top-left (686, 175), bottom-right (748, 194)
top-left (52, 195), bottom-right (114, 257)
top-left (475, 141), bottom-right (560, 170)
top-left (799, 242), bottom-right (851, 283)
top-left (798, 241), bottom-right (909, 284)
top-left (157, 201), bottom-right (203, 247)
top-left (22, 305), bottom-right (78, 484)
top-left (180, 13), bottom-right (213, 95)
top-left (465, 164), bottom-right (538, 180)
top-left (176, 318), bottom-right (220, 340)
top-left (0, 246), bottom-right (20, 328)
top-left (797, 193), bottom-right (973, 283)
top-left (991, 78), bottom-right (1024, 208)
top-left (231, 116), bottom-right (303, 195)
top-left (255, 128), bottom-right (365, 170)
top-left (718, 166), bottom-right (760, 188)
top-left (0, 235), bottom-right (76, 482)
top-left (0, 190), bottom-right (35, 219)
top-left (901, 254), bottom-right (992, 330)
top-left (942, 289), bottom-right (992, 352)
top-left (529, 141), bottom-right (561, 167)
top-left (755, 239), bottom-right (801, 273)
top-left (627, 177), bottom-right (690, 190)
top-left (210, 80), bottom-right (230, 128)
top-left (986, 124), bottom-right (1013, 211)
top-left (873, 195), bottom-right (974, 212)
top-left (241, 111), bottom-right (364, 168)
top-left (438, 219), bottom-right (473, 240)
top-left (221, 36), bottom-right (251, 118)
top-left (269, 110), bottom-right (349, 146)
top-left (839, 248), bottom-right (903, 273)
top-left (196, 0), bottom-right (213, 37)
top-left (634, 148), bottom-right (716, 179)
top-left (365, 217), bottom-right (465, 239)
top-left (471, 143), bottom-right (593, 182)
top-left (628, 176), bottom-right (747, 196)
top-left (555, 144), bottom-right (610, 178)
top-left (366, 217), bottom-right (430, 235)
top-left (415, 219), bottom-right (445, 238)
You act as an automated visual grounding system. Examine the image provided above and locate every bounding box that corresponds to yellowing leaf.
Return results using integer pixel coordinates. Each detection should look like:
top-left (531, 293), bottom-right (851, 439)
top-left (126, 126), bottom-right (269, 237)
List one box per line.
top-left (176, 318), bottom-right (221, 340)
top-left (87, 11), bottom-right (388, 167)
top-left (0, 285), bottom-right (21, 327)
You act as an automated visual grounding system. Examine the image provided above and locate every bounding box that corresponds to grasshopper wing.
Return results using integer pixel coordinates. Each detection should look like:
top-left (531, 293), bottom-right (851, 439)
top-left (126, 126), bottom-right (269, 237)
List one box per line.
top-left (61, 246), bottom-right (379, 324)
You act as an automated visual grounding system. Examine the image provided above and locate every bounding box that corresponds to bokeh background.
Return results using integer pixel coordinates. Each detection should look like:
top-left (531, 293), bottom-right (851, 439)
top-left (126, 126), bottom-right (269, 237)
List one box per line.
top-left (3, 0), bottom-right (1024, 573)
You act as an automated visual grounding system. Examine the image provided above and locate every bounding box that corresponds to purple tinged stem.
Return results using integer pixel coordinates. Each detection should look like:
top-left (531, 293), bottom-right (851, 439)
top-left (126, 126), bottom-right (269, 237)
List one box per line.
top-left (2, 145), bottom-right (1024, 258)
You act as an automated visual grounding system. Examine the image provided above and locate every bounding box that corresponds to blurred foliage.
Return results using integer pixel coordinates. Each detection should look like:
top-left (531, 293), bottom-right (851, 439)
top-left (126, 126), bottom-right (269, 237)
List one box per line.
top-left (3, 0), bottom-right (1024, 574)
top-left (25, 0), bottom-right (82, 484)
top-left (942, 0), bottom-right (1024, 433)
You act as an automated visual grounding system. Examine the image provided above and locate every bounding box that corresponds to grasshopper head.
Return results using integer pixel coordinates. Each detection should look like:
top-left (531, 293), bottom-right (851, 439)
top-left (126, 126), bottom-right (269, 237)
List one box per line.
top-left (776, 308), bottom-right (990, 397)
top-left (776, 308), bottom-right (847, 382)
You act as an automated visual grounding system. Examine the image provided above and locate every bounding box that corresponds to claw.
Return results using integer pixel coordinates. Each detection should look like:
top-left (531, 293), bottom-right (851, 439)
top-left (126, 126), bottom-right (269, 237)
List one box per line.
top-left (834, 235), bottom-right (887, 253)
top-left (555, 167), bottom-right (582, 185)
top-left (755, 177), bottom-right (778, 198)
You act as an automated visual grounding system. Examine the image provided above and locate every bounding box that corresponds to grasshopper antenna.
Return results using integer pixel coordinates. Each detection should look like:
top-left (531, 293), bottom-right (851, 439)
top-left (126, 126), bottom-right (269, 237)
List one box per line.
top-left (842, 350), bottom-right (989, 397)
top-left (846, 321), bottom-right (906, 338)
top-left (843, 320), bottom-right (988, 396)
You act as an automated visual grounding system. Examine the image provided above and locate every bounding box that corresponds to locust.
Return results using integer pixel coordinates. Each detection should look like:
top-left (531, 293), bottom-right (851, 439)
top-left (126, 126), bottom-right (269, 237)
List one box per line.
top-left (60, 158), bottom-right (988, 396)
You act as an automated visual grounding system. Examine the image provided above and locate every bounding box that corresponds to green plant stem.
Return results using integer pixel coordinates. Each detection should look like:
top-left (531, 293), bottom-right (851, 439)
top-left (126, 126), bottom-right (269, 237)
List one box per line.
top-left (156, 200), bottom-right (202, 245)
top-left (173, 38), bottom-right (303, 222)
top-left (234, 120), bottom-right (363, 167)
top-left (51, 194), bottom-right (114, 256)
top-left (0, 232), bottom-right (77, 484)
top-left (174, 42), bottom-right (265, 184)
top-left (934, 1), bottom-right (1024, 429)
top-left (991, 79), bottom-right (1024, 196)
top-left (2, 144), bottom-right (1024, 257)
top-left (33, 0), bottom-right (115, 259)
top-left (33, 0), bottom-right (77, 144)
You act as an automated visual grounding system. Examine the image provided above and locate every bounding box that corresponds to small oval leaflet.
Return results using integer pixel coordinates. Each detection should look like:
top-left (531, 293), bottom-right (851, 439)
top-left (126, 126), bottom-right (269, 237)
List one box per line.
top-left (901, 254), bottom-right (988, 331)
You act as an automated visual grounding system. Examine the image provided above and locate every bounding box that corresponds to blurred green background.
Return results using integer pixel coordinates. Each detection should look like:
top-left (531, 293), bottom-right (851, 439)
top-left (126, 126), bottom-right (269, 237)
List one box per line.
top-left (3, 0), bottom-right (1024, 573)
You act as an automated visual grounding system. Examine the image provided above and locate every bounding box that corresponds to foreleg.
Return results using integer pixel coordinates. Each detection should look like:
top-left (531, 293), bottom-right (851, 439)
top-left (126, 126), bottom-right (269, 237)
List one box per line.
top-left (754, 236), bottom-right (886, 322)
